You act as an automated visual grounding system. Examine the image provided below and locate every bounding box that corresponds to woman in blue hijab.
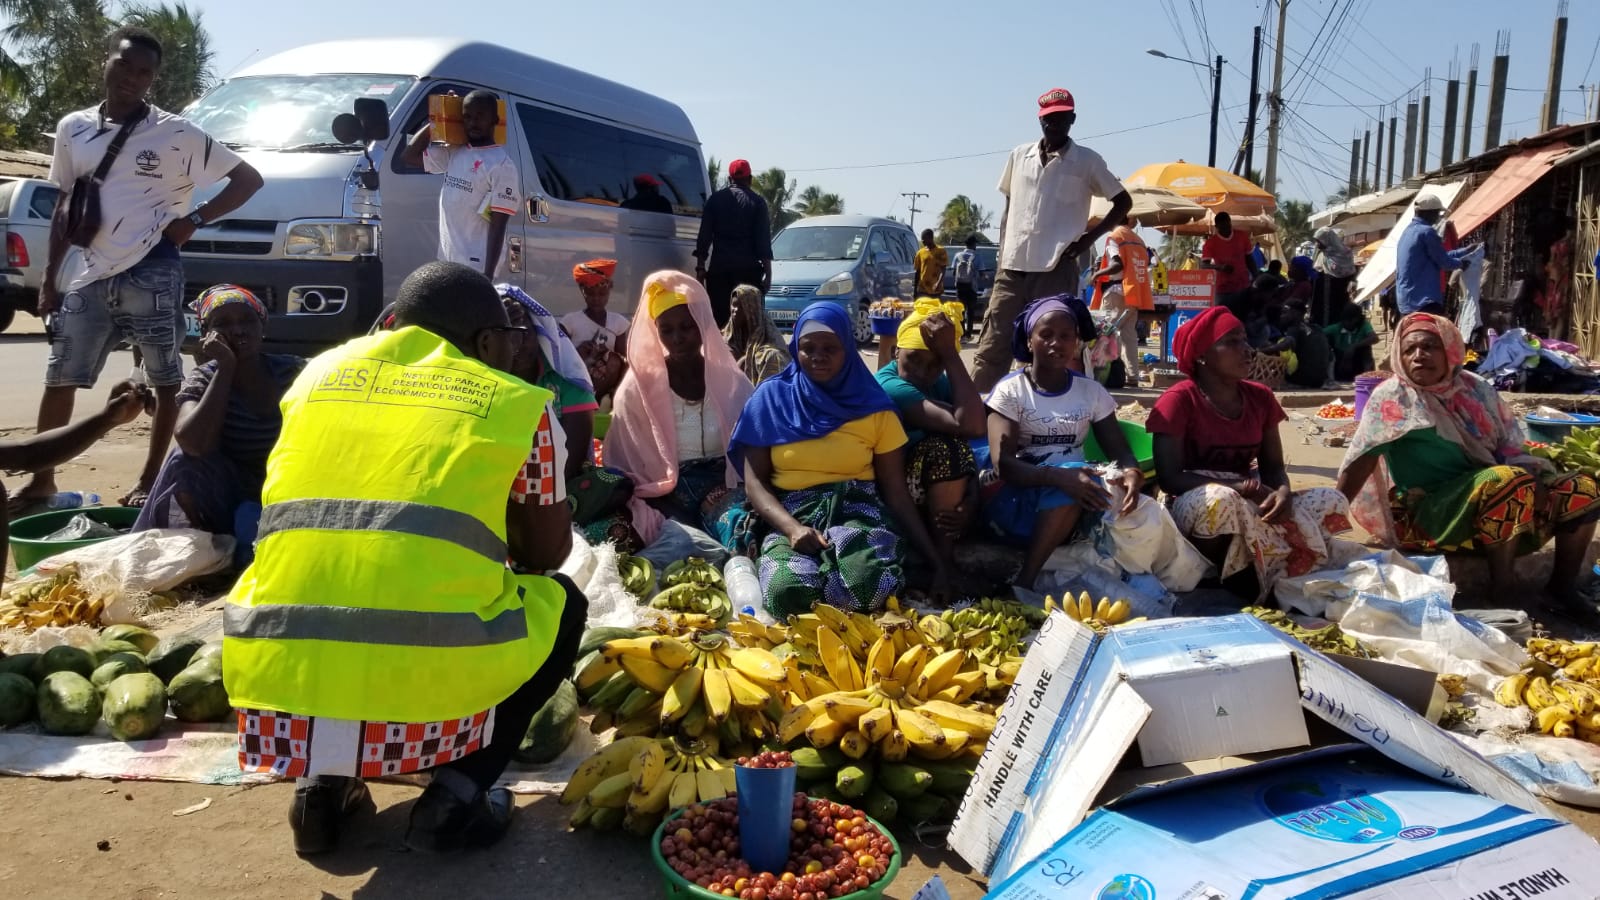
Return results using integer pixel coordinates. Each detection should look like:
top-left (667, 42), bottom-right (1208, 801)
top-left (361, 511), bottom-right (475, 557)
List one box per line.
top-left (728, 302), bottom-right (949, 615)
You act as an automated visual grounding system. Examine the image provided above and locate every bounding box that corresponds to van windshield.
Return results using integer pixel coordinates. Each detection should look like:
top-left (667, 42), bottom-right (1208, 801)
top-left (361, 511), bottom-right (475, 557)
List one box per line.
top-left (185, 74), bottom-right (416, 150)
top-left (771, 226), bottom-right (865, 261)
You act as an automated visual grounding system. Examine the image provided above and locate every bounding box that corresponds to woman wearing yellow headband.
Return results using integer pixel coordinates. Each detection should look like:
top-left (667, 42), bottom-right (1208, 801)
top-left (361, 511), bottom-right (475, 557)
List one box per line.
top-left (602, 271), bottom-right (755, 545)
top-left (875, 301), bottom-right (985, 563)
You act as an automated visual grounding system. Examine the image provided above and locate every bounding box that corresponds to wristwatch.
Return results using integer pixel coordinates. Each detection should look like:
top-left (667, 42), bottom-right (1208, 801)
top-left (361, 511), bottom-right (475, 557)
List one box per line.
top-left (185, 211), bottom-right (205, 228)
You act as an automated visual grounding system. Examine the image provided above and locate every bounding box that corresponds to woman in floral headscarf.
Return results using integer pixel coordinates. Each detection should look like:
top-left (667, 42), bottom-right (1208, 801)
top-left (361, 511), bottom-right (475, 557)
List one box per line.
top-left (133, 285), bottom-right (306, 565)
top-left (1337, 313), bottom-right (1600, 617)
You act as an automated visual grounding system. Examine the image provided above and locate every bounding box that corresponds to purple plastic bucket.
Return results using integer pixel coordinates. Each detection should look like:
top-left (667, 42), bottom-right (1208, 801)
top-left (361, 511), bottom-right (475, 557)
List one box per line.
top-left (1353, 374), bottom-right (1387, 422)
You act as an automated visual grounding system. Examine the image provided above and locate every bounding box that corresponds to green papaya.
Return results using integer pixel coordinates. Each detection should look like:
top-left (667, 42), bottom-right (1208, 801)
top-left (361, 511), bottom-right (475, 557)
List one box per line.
top-left (514, 680), bottom-right (579, 764)
top-left (90, 639), bottom-right (144, 663)
top-left (863, 785), bottom-right (898, 824)
top-left (99, 624), bottom-right (159, 655)
top-left (167, 660), bottom-right (231, 722)
top-left (101, 673), bottom-right (168, 741)
top-left (91, 653), bottom-right (149, 690)
top-left (146, 635), bottom-right (205, 684)
top-left (191, 640), bottom-right (224, 666)
top-left (35, 645), bottom-right (96, 681)
top-left (0, 672), bottom-right (36, 726)
top-left (37, 671), bottom-right (100, 735)
top-left (0, 653), bottom-right (41, 682)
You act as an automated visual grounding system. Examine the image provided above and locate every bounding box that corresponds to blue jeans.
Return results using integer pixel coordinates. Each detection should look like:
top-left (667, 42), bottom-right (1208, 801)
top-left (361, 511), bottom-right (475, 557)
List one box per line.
top-left (46, 257), bottom-right (185, 388)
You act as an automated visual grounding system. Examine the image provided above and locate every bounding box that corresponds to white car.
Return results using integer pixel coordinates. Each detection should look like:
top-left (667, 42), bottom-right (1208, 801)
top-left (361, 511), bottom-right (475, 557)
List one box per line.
top-left (0, 176), bottom-right (59, 333)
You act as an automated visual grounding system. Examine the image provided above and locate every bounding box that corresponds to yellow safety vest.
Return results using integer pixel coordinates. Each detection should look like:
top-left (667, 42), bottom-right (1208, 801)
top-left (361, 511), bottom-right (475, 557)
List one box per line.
top-left (222, 326), bottom-right (564, 723)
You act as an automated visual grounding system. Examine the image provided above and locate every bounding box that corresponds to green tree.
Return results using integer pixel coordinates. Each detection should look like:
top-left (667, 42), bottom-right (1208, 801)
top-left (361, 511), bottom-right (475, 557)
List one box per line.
top-left (705, 156), bottom-right (721, 192)
top-left (1158, 233), bottom-right (1200, 269)
top-left (1275, 198), bottom-right (1314, 252)
top-left (935, 195), bottom-right (993, 244)
top-left (122, 2), bottom-right (212, 111)
top-left (793, 185), bottom-right (843, 218)
top-left (750, 167), bottom-right (798, 232)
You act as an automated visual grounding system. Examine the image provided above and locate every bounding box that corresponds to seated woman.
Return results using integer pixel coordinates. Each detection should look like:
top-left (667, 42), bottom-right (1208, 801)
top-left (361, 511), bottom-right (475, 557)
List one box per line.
top-left (604, 271), bottom-right (754, 540)
top-left (133, 286), bottom-right (305, 565)
top-left (1337, 313), bottom-right (1600, 620)
top-left (985, 296), bottom-right (1143, 590)
top-left (729, 303), bottom-right (950, 616)
top-left (724, 284), bottom-right (790, 387)
top-left (500, 285), bottom-right (598, 479)
top-left (1324, 302), bottom-right (1378, 382)
top-left (562, 259), bottom-right (629, 401)
top-left (875, 300), bottom-right (984, 562)
top-left (1148, 306), bottom-right (1353, 600)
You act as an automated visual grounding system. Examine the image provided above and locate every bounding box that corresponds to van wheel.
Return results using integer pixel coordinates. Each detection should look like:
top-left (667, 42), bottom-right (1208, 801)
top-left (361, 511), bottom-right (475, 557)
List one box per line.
top-left (853, 302), bottom-right (874, 346)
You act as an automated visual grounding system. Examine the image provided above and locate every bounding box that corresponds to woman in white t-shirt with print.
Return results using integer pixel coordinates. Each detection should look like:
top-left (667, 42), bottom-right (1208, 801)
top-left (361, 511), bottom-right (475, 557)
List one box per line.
top-left (562, 259), bottom-right (631, 400)
top-left (985, 296), bottom-right (1144, 589)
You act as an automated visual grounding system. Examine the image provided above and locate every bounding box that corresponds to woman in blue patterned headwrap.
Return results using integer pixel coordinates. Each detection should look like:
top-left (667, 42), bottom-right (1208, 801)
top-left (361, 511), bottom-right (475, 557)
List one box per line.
top-left (133, 285), bottom-right (306, 566)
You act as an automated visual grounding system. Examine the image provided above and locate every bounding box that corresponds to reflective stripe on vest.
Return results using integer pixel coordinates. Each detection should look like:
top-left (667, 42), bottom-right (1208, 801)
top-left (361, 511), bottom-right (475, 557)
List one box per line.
top-left (256, 498), bottom-right (507, 564)
top-left (223, 596), bottom-right (528, 647)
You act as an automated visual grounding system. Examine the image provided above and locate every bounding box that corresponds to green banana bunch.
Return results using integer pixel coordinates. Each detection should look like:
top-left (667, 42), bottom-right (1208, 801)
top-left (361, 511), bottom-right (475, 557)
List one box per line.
top-left (619, 556), bottom-right (655, 599)
top-left (939, 605), bottom-right (1031, 663)
top-left (1243, 607), bottom-right (1374, 659)
top-left (649, 582), bottom-right (732, 627)
top-left (660, 557), bottom-right (725, 590)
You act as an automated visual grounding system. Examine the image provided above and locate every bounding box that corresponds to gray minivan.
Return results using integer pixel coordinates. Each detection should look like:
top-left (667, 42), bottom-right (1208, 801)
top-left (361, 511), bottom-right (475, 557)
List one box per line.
top-left (176, 38), bottom-right (708, 354)
top-left (763, 215), bottom-right (916, 344)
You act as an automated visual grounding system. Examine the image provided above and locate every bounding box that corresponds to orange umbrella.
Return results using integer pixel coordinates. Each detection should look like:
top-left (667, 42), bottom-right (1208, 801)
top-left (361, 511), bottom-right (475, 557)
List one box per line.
top-left (1125, 161), bottom-right (1276, 217)
top-left (1355, 238), bottom-right (1384, 266)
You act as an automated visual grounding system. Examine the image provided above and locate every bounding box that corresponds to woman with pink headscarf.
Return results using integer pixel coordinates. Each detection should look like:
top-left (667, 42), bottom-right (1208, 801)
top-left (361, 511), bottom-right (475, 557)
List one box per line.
top-left (603, 271), bottom-right (754, 542)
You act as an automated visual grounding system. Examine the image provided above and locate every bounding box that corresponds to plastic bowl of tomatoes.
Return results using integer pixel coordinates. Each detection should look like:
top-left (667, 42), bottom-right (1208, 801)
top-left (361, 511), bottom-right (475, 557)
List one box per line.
top-left (652, 792), bottom-right (902, 900)
top-left (1315, 401), bottom-right (1355, 424)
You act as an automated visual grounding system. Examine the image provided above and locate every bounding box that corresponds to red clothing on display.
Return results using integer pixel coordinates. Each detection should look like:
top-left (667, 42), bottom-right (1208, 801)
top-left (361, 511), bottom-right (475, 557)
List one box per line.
top-left (1201, 230), bottom-right (1254, 294)
top-left (1146, 379), bottom-right (1286, 476)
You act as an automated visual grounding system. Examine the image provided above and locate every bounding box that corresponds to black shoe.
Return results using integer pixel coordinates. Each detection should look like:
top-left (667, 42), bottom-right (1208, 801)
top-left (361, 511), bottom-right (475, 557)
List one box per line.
top-left (406, 783), bottom-right (516, 852)
top-left (289, 776), bottom-right (373, 856)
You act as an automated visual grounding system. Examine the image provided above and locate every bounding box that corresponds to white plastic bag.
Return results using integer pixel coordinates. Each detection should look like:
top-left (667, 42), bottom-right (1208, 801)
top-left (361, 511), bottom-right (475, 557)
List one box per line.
top-left (1334, 592), bottom-right (1527, 692)
top-left (33, 528), bottom-right (234, 592)
top-left (579, 540), bottom-right (643, 629)
top-left (1275, 549), bottom-right (1452, 618)
top-left (1092, 494), bottom-right (1210, 592)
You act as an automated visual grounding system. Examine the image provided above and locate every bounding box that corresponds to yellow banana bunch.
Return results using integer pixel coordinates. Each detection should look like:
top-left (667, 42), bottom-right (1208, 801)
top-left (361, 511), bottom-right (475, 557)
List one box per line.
top-left (586, 631), bottom-right (786, 742)
top-left (565, 736), bottom-right (736, 834)
top-left (1046, 592), bottom-right (1138, 633)
top-left (1527, 638), bottom-right (1598, 669)
top-left (0, 564), bottom-right (103, 631)
top-left (726, 613), bottom-right (788, 650)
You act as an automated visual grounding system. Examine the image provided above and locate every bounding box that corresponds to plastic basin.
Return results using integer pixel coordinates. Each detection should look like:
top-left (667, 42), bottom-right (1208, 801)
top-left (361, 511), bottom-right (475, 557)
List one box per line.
top-left (1082, 419), bottom-right (1156, 480)
top-left (593, 411), bottom-right (611, 440)
top-left (7, 506), bottom-right (139, 570)
top-left (652, 805), bottom-right (902, 900)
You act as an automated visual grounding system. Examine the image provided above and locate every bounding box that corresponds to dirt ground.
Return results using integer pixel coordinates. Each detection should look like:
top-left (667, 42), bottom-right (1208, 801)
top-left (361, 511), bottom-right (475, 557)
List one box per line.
top-left (2, 318), bottom-right (1599, 899)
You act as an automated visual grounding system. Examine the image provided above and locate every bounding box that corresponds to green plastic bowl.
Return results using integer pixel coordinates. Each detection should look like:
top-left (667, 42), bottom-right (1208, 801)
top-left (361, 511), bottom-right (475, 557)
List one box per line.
top-left (1082, 419), bottom-right (1156, 480)
top-left (651, 804), bottom-right (903, 900)
top-left (7, 506), bottom-right (139, 570)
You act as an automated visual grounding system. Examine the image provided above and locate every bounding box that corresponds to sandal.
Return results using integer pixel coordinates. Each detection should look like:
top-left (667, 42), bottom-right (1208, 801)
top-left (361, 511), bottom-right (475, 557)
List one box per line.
top-left (117, 487), bottom-right (151, 509)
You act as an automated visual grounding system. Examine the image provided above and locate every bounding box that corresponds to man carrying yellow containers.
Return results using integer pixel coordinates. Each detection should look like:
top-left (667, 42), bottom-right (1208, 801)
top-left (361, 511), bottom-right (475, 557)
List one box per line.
top-left (223, 262), bottom-right (586, 856)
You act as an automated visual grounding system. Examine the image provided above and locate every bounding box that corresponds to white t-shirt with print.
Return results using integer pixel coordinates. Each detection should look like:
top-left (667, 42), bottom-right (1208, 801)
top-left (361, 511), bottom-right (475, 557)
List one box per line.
top-left (561, 310), bottom-right (630, 353)
top-left (996, 140), bottom-right (1122, 273)
top-left (423, 143), bottom-right (521, 274)
top-left (50, 105), bottom-right (243, 291)
top-left (986, 369), bottom-right (1116, 467)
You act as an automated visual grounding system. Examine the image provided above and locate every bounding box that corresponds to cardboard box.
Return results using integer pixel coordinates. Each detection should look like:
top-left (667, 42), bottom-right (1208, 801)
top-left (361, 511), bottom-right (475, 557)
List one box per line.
top-left (986, 747), bottom-right (1589, 900)
top-left (428, 93), bottom-right (508, 146)
top-left (1112, 617), bottom-right (1309, 767)
top-left (945, 613), bottom-right (1600, 893)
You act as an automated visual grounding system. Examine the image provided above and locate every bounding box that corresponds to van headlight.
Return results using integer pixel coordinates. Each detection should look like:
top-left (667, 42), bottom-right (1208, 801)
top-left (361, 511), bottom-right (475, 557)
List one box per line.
top-left (284, 221), bottom-right (379, 258)
top-left (815, 273), bottom-right (854, 297)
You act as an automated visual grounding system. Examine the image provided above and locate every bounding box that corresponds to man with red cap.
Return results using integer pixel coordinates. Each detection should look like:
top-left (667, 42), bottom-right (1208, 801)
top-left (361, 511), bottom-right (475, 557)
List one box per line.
top-left (621, 173), bottom-right (674, 215)
top-left (973, 88), bottom-right (1132, 393)
top-left (694, 158), bottom-right (772, 328)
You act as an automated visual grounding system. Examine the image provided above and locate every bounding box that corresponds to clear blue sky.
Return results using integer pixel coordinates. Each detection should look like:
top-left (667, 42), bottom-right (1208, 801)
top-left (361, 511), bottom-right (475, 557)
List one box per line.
top-left (179, 0), bottom-right (1600, 222)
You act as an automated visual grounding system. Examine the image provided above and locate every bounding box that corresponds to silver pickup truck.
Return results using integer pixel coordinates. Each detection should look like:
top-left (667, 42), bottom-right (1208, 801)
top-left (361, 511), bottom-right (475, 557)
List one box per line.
top-left (0, 176), bottom-right (59, 333)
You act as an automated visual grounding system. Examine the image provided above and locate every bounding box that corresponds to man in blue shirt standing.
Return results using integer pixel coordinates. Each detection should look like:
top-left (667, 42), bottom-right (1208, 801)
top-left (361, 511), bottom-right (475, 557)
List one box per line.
top-left (1395, 195), bottom-right (1477, 315)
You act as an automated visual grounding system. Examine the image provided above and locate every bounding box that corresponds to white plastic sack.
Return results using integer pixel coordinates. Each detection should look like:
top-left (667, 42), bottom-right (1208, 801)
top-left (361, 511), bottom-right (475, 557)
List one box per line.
top-left (557, 526), bottom-right (597, 588)
top-left (33, 528), bottom-right (234, 593)
top-left (1451, 730), bottom-right (1600, 808)
top-left (1092, 494), bottom-right (1210, 592)
top-left (1036, 542), bottom-right (1177, 620)
top-left (1275, 549), bottom-right (1451, 618)
top-left (579, 539), bottom-right (643, 629)
top-left (1335, 592), bottom-right (1527, 692)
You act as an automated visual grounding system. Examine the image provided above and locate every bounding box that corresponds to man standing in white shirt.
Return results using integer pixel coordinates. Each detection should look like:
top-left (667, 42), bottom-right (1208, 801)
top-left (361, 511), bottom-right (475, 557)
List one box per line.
top-left (17, 26), bottom-right (262, 511)
top-left (972, 88), bottom-right (1132, 393)
top-left (402, 91), bottom-right (521, 278)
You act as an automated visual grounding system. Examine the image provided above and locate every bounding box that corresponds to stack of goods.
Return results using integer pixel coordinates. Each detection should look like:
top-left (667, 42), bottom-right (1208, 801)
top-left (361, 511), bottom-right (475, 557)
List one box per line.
top-left (867, 299), bottom-right (914, 321)
top-left (1243, 607), bottom-right (1375, 659)
top-left (1, 566), bottom-right (106, 630)
top-left (1493, 638), bottom-right (1600, 741)
top-left (0, 625), bottom-right (230, 737)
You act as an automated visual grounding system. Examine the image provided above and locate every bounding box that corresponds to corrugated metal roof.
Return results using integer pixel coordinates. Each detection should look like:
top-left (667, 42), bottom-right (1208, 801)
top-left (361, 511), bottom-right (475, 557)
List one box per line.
top-left (0, 149), bottom-right (50, 179)
top-left (1449, 143), bottom-right (1573, 237)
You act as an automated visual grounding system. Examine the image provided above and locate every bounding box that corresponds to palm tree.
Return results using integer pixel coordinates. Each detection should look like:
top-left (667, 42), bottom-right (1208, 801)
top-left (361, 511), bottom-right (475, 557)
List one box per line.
top-left (705, 156), bottom-right (721, 192)
top-left (935, 195), bottom-right (993, 244)
top-left (793, 185), bottom-right (844, 218)
top-left (1158, 233), bottom-right (1200, 269)
top-left (9, 0), bottom-right (112, 144)
top-left (1275, 198), bottom-right (1315, 252)
top-left (750, 167), bottom-right (798, 232)
top-left (121, 2), bottom-right (214, 111)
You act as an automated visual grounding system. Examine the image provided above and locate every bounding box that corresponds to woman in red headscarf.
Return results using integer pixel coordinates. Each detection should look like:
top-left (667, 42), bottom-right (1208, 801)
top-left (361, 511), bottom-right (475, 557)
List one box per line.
top-left (562, 258), bottom-right (629, 399)
top-left (1147, 306), bottom-right (1354, 598)
top-left (1338, 313), bottom-right (1600, 619)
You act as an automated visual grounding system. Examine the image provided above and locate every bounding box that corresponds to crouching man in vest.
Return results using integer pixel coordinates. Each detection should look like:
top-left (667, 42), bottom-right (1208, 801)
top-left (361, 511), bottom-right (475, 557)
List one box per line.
top-left (223, 262), bottom-right (587, 855)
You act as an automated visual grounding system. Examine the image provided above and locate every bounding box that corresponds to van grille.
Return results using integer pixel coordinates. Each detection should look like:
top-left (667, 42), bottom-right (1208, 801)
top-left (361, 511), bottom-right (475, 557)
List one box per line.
top-left (185, 239), bottom-right (272, 255)
top-left (183, 219), bottom-right (275, 256)
top-left (767, 284), bottom-right (819, 298)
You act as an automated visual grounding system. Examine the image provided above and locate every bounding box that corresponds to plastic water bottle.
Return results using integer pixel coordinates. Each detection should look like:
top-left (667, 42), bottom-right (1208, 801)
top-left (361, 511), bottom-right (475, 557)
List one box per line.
top-left (724, 556), bottom-right (766, 620)
top-left (46, 491), bottom-right (100, 510)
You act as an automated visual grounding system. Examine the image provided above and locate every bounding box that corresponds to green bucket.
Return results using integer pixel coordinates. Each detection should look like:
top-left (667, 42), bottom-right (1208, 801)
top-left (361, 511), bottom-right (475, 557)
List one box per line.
top-left (651, 805), bottom-right (903, 900)
top-left (1082, 419), bottom-right (1156, 480)
top-left (8, 506), bottom-right (139, 571)
top-left (593, 411), bottom-right (611, 440)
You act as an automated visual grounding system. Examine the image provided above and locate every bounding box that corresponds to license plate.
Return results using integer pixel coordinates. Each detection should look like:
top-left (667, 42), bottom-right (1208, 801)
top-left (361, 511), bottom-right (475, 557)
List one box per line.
top-left (769, 311), bottom-right (797, 325)
top-left (184, 313), bottom-right (201, 338)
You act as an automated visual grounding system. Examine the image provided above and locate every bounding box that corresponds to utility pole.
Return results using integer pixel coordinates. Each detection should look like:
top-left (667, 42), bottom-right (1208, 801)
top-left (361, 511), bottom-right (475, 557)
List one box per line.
top-left (1441, 57), bottom-right (1461, 167)
top-left (1386, 106), bottom-right (1398, 187)
top-left (1462, 44), bottom-right (1480, 159)
top-left (1543, 1), bottom-right (1569, 132)
top-left (1418, 72), bottom-right (1432, 174)
top-left (1242, 25), bottom-right (1263, 176)
top-left (1264, 0), bottom-right (1289, 193)
top-left (1208, 54), bottom-right (1223, 168)
top-left (1402, 96), bottom-right (1418, 180)
top-left (900, 192), bottom-right (928, 230)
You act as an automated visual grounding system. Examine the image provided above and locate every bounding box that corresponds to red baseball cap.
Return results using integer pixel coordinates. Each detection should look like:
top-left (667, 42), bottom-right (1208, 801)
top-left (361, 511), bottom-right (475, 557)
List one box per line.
top-left (634, 173), bottom-right (660, 187)
top-left (1037, 88), bottom-right (1076, 117)
top-left (729, 159), bottom-right (752, 179)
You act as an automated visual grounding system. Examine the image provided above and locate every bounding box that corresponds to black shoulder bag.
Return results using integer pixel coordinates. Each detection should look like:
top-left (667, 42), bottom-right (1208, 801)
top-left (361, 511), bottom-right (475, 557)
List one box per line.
top-left (65, 104), bottom-right (147, 248)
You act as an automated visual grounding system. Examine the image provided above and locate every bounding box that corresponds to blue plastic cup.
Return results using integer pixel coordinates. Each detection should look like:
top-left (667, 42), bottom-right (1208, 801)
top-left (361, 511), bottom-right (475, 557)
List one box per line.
top-left (735, 764), bottom-right (797, 874)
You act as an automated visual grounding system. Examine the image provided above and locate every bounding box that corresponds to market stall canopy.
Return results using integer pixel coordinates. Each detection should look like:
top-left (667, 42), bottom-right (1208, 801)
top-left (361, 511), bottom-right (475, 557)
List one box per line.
top-left (1125, 161), bottom-right (1277, 217)
top-left (1449, 143), bottom-right (1574, 237)
top-left (1162, 210), bottom-right (1277, 236)
top-left (1355, 238), bottom-right (1384, 265)
top-left (1088, 185), bottom-right (1208, 228)
top-left (1354, 179), bottom-right (1469, 303)
top-left (1309, 184), bottom-right (1418, 228)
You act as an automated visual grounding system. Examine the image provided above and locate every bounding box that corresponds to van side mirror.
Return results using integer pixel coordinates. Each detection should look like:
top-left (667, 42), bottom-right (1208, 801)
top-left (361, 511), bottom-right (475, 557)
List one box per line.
top-left (353, 98), bottom-right (390, 142)
top-left (330, 114), bottom-right (362, 145)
